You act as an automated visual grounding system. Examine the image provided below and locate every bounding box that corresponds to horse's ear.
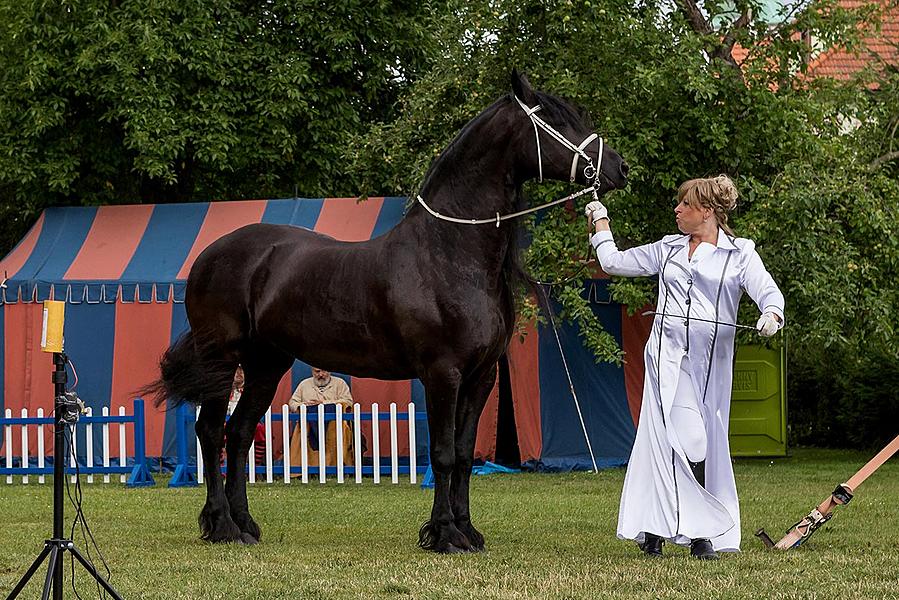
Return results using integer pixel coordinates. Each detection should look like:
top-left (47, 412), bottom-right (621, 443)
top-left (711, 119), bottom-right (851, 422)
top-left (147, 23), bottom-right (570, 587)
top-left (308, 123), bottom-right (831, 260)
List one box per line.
top-left (511, 70), bottom-right (537, 106)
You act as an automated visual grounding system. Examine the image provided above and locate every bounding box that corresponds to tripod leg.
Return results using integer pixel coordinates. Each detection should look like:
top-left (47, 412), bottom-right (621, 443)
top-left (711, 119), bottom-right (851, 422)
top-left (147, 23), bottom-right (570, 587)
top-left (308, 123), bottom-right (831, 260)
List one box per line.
top-left (5, 544), bottom-right (52, 600)
top-left (68, 545), bottom-right (125, 600)
top-left (40, 546), bottom-right (59, 600)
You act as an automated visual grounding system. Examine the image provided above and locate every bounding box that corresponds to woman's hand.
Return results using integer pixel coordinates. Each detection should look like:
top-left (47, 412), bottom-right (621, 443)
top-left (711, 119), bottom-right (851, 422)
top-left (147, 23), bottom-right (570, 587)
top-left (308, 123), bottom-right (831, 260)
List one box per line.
top-left (584, 200), bottom-right (608, 224)
top-left (756, 312), bottom-right (782, 337)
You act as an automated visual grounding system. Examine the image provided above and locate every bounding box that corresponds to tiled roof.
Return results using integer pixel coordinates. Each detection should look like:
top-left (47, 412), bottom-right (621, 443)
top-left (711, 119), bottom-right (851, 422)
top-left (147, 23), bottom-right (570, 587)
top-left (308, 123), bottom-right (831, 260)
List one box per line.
top-left (805, 0), bottom-right (899, 80)
top-left (726, 0), bottom-right (898, 83)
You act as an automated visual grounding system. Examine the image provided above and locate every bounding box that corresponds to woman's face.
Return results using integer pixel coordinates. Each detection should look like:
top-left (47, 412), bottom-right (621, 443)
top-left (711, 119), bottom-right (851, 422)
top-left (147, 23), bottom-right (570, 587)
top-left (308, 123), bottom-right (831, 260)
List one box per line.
top-left (674, 197), bottom-right (711, 234)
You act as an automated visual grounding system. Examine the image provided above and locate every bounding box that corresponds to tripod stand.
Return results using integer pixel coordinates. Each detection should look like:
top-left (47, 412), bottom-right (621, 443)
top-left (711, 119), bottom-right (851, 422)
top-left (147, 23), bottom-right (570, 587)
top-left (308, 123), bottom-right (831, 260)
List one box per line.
top-left (7, 352), bottom-right (124, 600)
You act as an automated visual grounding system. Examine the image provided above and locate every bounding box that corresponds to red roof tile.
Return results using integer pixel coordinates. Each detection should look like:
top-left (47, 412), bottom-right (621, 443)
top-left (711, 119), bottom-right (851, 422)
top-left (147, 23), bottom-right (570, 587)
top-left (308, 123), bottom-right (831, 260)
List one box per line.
top-left (805, 0), bottom-right (899, 81)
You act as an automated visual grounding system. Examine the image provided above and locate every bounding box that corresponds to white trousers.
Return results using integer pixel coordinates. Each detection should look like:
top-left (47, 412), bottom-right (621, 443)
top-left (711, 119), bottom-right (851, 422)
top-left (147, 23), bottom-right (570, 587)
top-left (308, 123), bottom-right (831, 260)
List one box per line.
top-left (670, 358), bottom-right (707, 463)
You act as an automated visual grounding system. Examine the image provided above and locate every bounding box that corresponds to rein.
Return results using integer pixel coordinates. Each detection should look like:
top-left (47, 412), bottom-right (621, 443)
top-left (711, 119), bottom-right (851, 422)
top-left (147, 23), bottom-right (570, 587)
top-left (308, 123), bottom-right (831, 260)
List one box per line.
top-left (416, 185), bottom-right (596, 227)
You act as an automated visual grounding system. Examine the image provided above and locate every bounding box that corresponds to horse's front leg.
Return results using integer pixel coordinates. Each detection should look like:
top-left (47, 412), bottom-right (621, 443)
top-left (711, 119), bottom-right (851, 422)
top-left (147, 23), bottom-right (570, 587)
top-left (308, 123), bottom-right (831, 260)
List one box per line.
top-left (196, 400), bottom-right (243, 543)
top-left (225, 357), bottom-right (290, 544)
top-left (451, 364), bottom-right (497, 552)
top-left (418, 366), bottom-right (471, 553)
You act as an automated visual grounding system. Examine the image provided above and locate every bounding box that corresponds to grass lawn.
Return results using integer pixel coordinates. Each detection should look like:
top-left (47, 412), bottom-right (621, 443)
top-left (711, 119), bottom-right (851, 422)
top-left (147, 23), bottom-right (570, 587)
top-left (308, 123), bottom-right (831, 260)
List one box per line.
top-left (2, 448), bottom-right (897, 599)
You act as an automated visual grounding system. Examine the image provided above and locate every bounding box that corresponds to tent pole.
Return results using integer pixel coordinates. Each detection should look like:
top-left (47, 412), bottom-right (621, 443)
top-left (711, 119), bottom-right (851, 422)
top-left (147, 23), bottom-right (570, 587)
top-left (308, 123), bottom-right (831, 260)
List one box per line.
top-left (539, 286), bottom-right (599, 473)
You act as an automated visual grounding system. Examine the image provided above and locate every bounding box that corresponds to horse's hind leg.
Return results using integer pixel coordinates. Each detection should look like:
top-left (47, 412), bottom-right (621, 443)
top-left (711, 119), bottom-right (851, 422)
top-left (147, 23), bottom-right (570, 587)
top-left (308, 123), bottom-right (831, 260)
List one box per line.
top-left (224, 349), bottom-right (293, 544)
top-left (451, 363), bottom-right (497, 552)
top-left (196, 390), bottom-right (243, 543)
top-left (418, 366), bottom-right (472, 553)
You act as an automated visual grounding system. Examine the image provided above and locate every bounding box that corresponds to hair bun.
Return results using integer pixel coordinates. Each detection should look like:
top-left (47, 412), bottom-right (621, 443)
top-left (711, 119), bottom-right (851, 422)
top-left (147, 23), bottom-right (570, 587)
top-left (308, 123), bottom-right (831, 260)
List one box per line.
top-left (712, 174), bottom-right (738, 211)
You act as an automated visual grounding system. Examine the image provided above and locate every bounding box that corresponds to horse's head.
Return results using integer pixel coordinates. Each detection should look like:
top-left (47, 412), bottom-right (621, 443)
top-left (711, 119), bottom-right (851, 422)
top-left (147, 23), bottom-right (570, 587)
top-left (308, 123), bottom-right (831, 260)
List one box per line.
top-left (510, 71), bottom-right (628, 195)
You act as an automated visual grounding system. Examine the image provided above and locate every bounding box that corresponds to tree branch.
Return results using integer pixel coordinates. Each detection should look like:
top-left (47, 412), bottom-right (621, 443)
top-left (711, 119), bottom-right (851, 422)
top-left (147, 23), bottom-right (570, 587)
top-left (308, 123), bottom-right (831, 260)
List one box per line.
top-left (675, 0), bottom-right (751, 76)
top-left (720, 9), bottom-right (753, 54)
top-left (869, 150), bottom-right (899, 170)
top-left (675, 0), bottom-right (713, 36)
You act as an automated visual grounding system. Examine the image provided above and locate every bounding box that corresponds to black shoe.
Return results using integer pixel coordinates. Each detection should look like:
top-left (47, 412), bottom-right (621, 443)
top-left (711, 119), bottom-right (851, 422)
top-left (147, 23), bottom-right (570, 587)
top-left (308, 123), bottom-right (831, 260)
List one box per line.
top-left (640, 533), bottom-right (664, 558)
top-left (690, 538), bottom-right (719, 560)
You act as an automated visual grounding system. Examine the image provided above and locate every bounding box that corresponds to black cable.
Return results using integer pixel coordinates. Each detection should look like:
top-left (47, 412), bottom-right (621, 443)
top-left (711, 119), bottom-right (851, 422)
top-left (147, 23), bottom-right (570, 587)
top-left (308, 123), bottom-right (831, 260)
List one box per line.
top-left (65, 354), bottom-right (113, 598)
top-left (63, 404), bottom-right (113, 598)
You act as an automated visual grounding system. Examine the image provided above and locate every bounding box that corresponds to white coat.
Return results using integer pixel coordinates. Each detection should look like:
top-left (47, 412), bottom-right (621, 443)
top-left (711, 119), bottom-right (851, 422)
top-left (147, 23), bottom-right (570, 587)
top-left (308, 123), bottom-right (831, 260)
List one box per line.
top-left (591, 228), bottom-right (785, 552)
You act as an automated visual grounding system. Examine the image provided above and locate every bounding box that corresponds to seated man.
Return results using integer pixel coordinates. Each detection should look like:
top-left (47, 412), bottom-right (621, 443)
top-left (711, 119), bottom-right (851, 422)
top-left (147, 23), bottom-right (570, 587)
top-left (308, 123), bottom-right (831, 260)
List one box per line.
top-left (287, 367), bottom-right (354, 471)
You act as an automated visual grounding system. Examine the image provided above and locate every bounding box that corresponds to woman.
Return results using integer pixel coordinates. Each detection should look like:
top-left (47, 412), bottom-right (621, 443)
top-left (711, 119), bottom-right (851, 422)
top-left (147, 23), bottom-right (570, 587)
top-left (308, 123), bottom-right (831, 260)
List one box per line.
top-left (585, 175), bottom-right (784, 559)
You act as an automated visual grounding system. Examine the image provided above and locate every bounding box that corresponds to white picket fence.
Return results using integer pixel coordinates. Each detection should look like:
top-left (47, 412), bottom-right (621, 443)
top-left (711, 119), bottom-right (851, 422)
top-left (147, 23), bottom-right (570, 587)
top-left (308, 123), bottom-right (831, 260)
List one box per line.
top-left (1, 399), bottom-right (154, 486)
top-left (184, 402), bottom-right (426, 486)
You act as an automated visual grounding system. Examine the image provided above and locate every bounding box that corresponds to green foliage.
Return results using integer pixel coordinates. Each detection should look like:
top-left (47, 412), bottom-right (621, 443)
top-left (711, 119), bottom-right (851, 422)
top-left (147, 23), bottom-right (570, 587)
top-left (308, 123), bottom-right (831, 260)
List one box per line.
top-left (0, 0), bottom-right (443, 253)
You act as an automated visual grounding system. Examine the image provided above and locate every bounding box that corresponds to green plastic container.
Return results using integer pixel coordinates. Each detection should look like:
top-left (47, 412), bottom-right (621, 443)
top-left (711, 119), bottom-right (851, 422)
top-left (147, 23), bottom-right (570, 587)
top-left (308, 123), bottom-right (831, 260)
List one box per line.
top-left (728, 344), bottom-right (787, 457)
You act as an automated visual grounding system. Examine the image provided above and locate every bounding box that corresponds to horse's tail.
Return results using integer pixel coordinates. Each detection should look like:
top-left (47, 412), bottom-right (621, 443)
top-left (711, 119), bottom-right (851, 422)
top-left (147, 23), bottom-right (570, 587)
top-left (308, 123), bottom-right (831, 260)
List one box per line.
top-left (140, 330), bottom-right (235, 410)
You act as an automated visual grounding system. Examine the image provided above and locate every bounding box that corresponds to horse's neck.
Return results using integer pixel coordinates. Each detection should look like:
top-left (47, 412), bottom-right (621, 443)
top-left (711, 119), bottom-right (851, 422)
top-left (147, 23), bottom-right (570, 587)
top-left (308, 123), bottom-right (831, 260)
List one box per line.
top-left (418, 113), bottom-right (519, 218)
top-left (396, 108), bottom-right (521, 265)
top-left (398, 176), bottom-right (518, 278)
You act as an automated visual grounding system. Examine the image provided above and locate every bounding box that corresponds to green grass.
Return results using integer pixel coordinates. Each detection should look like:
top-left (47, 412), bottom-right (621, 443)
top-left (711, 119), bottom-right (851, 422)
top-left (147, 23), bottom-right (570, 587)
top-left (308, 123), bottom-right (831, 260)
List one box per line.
top-left (2, 449), bottom-right (898, 599)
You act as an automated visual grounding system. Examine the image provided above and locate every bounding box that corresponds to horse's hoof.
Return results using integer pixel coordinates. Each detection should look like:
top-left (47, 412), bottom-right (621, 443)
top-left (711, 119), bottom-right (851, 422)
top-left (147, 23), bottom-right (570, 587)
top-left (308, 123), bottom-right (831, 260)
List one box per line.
top-left (232, 515), bottom-right (262, 543)
top-left (238, 532), bottom-right (259, 545)
top-left (457, 522), bottom-right (485, 551)
top-left (201, 517), bottom-right (244, 544)
top-left (204, 529), bottom-right (243, 544)
top-left (418, 519), bottom-right (473, 553)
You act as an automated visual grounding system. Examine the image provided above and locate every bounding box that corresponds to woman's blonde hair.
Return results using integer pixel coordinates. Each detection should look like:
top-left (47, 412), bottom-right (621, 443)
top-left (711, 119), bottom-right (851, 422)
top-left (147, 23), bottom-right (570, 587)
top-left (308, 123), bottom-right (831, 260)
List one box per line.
top-left (677, 175), bottom-right (739, 236)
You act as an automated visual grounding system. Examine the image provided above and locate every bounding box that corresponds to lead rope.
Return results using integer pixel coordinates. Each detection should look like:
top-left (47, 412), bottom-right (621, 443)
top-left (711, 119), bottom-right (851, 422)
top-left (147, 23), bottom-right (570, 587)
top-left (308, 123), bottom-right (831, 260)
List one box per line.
top-left (416, 183), bottom-right (597, 227)
top-left (539, 285), bottom-right (599, 473)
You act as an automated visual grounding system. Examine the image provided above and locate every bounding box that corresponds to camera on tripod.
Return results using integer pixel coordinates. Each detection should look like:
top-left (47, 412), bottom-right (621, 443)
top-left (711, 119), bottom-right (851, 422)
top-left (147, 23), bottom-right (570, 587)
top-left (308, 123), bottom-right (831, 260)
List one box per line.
top-left (57, 391), bottom-right (85, 425)
top-left (9, 300), bottom-right (125, 599)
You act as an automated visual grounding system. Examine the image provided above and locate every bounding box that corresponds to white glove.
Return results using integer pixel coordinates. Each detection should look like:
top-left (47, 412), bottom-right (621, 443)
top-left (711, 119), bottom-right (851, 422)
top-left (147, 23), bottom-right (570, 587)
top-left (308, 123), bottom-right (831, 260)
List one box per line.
top-left (756, 312), bottom-right (781, 337)
top-left (584, 200), bottom-right (608, 224)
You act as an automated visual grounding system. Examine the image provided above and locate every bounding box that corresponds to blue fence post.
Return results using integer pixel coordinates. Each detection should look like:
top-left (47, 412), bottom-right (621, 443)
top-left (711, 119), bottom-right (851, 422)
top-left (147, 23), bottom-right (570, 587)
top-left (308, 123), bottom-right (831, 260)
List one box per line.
top-left (169, 402), bottom-right (198, 487)
top-left (420, 411), bottom-right (434, 489)
top-left (126, 398), bottom-right (155, 487)
top-left (421, 465), bottom-right (435, 489)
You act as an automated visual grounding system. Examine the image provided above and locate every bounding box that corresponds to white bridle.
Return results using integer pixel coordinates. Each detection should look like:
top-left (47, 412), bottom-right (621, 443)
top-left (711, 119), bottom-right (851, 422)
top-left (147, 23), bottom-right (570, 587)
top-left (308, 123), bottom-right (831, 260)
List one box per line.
top-left (416, 94), bottom-right (607, 226)
top-left (514, 95), bottom-right (603, 186)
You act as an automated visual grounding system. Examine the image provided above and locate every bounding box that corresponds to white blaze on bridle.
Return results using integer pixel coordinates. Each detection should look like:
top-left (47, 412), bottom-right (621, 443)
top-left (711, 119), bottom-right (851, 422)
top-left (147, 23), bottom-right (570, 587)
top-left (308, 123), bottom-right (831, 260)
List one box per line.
top-left (416, 94), bottom-right (607, 226)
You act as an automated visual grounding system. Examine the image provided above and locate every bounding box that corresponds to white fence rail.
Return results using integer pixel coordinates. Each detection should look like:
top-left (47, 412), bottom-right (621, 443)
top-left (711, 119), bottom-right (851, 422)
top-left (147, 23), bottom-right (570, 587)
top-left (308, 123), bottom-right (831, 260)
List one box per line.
top-left (170, 402), bottom-right (428, 487)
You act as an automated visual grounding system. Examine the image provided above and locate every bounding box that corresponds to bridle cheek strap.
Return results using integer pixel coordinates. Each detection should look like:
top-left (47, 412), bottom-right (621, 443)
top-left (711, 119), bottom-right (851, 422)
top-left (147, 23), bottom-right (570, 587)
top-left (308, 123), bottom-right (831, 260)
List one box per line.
top-left (515, 95), bottom-right (603, 190)
top-left (570, 133), bottom-right (600, 183)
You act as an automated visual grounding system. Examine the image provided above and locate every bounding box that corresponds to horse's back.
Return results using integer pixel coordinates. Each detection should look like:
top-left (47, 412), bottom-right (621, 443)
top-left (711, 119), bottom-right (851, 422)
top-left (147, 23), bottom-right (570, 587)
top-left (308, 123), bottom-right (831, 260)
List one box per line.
top-left (185, 222), bottom-right (387, 344)
top-left (190, 223), bottom-right (343, 280)
top-left (185, 223), bottom-right (333, 324)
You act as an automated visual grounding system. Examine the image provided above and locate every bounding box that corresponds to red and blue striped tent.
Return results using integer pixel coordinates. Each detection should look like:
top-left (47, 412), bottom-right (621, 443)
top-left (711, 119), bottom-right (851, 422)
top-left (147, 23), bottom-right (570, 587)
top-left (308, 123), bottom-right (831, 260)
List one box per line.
top-left (0, 198), bottom-right (650, 470)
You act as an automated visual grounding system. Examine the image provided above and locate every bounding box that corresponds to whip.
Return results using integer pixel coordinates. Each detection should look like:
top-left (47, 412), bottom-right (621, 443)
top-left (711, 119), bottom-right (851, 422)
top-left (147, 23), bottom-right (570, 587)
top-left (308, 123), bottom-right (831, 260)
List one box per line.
top-left (641, 310), bottom-right (757, 331)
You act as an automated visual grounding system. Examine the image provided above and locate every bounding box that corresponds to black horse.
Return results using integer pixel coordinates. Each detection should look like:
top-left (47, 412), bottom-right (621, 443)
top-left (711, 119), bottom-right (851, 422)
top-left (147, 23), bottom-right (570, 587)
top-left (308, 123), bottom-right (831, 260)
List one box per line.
top-left (149, 72), bottom-right (628, 552)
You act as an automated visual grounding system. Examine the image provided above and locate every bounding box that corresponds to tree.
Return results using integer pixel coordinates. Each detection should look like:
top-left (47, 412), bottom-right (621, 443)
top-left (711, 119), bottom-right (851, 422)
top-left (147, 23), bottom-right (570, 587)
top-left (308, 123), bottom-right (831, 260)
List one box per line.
top-left (0, 0), bottom-right (444, 254)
